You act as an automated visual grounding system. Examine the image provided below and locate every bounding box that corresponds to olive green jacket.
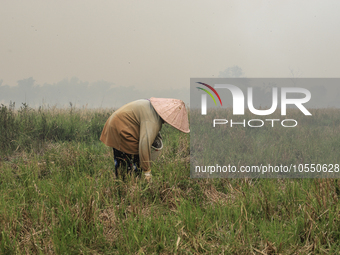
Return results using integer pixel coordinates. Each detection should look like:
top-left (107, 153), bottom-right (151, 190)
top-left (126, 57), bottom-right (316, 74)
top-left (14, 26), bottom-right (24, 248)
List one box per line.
top-left (100, 99), bottom-right (162, 172)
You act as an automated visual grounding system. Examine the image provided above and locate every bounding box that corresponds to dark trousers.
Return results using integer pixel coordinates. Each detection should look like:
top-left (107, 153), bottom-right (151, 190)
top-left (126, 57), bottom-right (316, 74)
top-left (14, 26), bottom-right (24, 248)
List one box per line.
top-left (113, 148), bottom-right (141, 179)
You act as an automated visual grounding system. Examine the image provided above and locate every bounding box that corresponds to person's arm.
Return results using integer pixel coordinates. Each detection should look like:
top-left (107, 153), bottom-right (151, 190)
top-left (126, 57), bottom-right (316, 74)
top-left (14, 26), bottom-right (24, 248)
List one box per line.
top-left (139, 120), bottom-right (160, 176)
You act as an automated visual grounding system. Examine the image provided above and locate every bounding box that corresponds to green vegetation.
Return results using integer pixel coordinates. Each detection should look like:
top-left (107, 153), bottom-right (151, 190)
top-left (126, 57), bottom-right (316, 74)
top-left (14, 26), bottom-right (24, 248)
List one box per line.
top-left (191, 108), bottom-right (340, 178)
top-left (1, 104), bottom-right (340, 254)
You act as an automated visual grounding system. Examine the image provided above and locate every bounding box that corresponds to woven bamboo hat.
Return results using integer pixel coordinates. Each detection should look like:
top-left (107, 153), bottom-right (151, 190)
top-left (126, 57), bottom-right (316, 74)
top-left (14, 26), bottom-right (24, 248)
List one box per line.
top-left (150, 97), bottom-right (190, 133)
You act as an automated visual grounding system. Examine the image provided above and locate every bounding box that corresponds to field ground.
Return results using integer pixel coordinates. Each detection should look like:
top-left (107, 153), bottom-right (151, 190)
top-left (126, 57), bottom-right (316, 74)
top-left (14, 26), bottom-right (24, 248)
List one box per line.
top-left (190, 108), bottom-right (340, 179)
top-left (1, 104), bottom-right (340, 254)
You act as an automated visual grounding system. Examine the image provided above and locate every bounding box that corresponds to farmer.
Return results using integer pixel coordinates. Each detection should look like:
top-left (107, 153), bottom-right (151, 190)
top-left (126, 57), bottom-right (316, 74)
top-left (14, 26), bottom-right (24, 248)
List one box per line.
top-left (100, 98), bottom-right (190, 181)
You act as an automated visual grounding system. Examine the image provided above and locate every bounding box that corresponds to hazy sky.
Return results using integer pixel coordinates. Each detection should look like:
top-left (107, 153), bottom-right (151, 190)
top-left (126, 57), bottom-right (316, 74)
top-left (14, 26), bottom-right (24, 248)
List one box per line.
top-left (1, 0), bottom-right (340, 91)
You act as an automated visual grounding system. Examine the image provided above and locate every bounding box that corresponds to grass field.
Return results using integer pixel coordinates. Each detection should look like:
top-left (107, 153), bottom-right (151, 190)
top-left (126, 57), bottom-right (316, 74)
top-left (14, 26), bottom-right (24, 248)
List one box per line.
top-left (1, 103), bottom-right (340, 254)
top-left (190, 108), bottom-right (340, 179)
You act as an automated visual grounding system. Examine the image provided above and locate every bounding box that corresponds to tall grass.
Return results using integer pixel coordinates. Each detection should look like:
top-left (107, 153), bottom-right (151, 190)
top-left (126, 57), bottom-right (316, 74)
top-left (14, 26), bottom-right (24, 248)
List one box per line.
top-left (191, 108), bottom-right (340, 178)
top-left (0, 103), bottom-right (112, 156)
top-left (1, 105), bottom-right (340, 254)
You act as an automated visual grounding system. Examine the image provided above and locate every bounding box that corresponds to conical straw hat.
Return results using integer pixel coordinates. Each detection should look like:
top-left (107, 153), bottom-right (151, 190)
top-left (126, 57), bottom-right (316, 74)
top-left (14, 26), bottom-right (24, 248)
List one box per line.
top-left (150, 97), bottom-right (190, 133)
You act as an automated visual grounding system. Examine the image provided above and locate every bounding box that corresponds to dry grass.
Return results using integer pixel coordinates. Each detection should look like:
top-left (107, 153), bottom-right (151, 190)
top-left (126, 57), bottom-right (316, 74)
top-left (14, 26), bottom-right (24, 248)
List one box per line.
top-left (1, 108), bottom-right (340, 253)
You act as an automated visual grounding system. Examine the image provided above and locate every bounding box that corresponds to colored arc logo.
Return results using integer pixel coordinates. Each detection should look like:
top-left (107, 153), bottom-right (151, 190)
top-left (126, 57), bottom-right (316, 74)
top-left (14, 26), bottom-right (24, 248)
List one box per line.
top-left (196, 82), bottom-right (223, 106)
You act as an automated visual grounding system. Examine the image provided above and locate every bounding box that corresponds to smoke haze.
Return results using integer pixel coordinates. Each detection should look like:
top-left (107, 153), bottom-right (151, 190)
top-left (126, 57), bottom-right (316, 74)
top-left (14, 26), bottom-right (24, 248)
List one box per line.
top-left (1, 1), bottom-right (340, 108)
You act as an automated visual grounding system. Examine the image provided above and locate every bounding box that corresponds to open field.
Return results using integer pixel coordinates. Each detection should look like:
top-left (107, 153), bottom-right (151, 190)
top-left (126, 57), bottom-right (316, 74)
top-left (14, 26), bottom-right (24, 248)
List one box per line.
top-left (1, 103), bottom-right (340, 254)
top-left (190, 108), bottom-right (340, 178)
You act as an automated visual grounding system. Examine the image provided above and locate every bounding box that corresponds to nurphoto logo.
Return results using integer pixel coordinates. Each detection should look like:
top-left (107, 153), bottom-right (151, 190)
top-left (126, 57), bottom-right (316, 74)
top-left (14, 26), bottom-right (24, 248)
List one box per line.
top-left (196, 82), bottom-right (312, 128)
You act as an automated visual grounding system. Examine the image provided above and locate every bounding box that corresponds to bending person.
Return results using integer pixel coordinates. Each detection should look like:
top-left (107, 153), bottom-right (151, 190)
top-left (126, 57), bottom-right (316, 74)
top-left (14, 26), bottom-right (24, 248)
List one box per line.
top-left (100, 97), bottom-right (190, 181)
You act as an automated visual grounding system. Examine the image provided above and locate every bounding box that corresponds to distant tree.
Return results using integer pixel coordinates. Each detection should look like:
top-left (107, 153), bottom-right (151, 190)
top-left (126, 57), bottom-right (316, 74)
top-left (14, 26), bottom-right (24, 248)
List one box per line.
top-left (0, 77), bottom-right (190, 108)
top-left (17, 77), bottom-right (35, 88)
top-left (218, 65), bottom-right (244, 78)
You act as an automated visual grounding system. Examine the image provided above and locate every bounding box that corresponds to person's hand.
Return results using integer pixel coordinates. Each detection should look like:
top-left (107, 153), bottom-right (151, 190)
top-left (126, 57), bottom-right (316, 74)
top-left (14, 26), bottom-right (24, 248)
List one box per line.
top-left (144, 171), bottom-right (152, 182)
